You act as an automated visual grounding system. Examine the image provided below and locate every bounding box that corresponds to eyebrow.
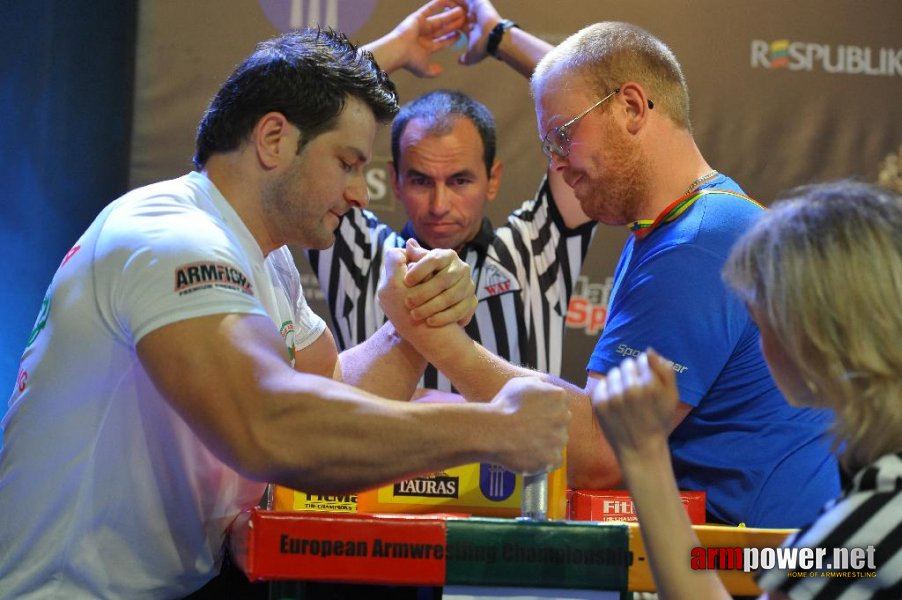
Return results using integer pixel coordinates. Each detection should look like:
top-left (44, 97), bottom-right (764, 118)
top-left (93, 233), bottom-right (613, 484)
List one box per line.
top-left (343, 146), bottom-right (369, 165)
top-left (539, 115), bottom-right (569, 140)
top-left (405, 168), bottom-right (478, 180)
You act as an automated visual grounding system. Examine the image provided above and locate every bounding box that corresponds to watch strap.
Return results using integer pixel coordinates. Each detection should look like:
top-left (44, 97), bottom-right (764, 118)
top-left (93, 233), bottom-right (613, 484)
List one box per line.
top-left (487, 19), bottom-right (519, 59)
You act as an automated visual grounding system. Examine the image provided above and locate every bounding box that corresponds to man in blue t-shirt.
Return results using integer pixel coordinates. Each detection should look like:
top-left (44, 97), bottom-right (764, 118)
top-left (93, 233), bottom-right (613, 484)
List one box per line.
top-left (524, 20), bottom-right (838, 526)
top-left (584, 174), bottom-right (838, 525)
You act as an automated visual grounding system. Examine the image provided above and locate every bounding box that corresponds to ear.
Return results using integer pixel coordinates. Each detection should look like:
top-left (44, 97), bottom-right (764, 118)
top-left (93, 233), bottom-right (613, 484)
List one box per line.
top-left (617, 82), bottom-right (652, 135)
top-left (253, 112), bottom-right (294, 170)
top-left (486, 160), bottom-right (503, 203)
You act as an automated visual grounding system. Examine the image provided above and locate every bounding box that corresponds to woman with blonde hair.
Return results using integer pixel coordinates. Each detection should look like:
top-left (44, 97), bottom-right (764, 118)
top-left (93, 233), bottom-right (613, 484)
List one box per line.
top-left (593, 180), bottom-right (902, 599)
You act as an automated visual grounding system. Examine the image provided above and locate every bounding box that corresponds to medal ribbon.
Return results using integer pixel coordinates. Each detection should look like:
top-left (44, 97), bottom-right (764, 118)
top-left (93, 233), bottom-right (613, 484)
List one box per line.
top-left (629, 189), bottom-right (764, 240)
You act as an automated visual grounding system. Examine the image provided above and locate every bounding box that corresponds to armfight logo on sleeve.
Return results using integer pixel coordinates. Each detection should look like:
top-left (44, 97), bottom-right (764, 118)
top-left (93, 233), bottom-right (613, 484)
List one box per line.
top-left (174, 262), bottom-right (254, 296)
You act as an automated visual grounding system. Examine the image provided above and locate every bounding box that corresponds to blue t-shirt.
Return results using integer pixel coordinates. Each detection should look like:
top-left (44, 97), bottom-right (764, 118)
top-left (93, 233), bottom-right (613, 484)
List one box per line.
top-left (587, 175), bottom-right (839, 527)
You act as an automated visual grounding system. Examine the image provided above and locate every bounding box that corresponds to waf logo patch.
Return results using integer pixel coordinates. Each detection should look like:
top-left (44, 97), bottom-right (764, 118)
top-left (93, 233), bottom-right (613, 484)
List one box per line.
top-left (476, 261), bottom-right (520, 301)
top-left (174, 262), bottom-right (253, 296)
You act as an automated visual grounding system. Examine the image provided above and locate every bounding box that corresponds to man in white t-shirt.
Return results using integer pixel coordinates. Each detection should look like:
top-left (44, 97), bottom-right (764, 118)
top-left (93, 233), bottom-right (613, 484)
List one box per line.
top-left (0, 6), bottom-right (570, 599)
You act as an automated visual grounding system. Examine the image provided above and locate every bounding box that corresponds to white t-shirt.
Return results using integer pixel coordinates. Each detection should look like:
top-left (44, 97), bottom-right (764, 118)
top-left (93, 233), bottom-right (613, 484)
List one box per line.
top-left (0, 172), bottom-right (325, 599)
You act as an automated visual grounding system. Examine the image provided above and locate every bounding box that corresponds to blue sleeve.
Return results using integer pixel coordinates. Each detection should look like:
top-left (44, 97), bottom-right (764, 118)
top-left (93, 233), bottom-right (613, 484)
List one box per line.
top-left (587, 242), bottom-right (749, 407)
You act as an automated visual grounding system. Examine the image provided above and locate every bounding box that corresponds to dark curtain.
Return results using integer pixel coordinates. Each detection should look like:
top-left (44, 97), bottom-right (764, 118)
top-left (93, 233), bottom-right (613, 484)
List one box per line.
top-left (0, 0), bottom-right (138, 442)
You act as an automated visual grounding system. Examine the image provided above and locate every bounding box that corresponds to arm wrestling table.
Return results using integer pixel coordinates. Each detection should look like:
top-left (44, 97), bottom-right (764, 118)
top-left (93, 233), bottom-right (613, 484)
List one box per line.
top-left (229, 507), bottom-right (793, 599)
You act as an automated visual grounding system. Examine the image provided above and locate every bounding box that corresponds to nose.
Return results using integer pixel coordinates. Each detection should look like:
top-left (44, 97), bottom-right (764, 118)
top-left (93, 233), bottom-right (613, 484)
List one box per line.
top-left (428, 184), bottom-right (451, 216)
top-left (345, 172), bottom-right (368, 209)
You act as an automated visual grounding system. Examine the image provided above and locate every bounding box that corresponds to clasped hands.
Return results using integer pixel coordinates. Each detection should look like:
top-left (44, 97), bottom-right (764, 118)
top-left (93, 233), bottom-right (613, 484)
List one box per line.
top-left (378, 239), bottom-right (476, 334)
top-left (368, 0), bottom-right (508, 78)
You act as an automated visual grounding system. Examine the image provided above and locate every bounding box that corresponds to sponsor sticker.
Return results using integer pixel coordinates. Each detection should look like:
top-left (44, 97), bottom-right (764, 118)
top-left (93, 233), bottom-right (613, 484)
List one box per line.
top-left (393, 474), bottom-right (460, 499)
top-left (751, 39), bottom-right (902, 77)
top-left (479, 463), bottom-right (516, 501)
top-left (174, 262), bottom-right (253, 296)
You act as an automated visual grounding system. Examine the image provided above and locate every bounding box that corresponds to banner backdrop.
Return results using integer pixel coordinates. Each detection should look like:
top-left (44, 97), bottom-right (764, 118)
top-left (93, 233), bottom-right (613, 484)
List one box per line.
top-left (129, 0), bottom-right (902, 385)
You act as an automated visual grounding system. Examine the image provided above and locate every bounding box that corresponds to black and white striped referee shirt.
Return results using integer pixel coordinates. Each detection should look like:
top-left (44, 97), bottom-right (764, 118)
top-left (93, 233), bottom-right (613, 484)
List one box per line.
top-left (756, 452), bottom-right (902, 598)
top-left (307, 177), bottom-right (596, 392)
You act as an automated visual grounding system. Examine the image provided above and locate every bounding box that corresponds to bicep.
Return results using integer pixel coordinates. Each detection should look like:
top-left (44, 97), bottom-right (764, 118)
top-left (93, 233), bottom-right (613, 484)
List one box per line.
top-left (136, 312), bottom-right (292, 466)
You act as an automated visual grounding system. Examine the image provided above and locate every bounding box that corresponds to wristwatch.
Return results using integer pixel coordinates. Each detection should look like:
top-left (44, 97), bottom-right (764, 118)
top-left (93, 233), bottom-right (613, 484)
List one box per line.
top-left (487, 19), bottom-right (519, 60)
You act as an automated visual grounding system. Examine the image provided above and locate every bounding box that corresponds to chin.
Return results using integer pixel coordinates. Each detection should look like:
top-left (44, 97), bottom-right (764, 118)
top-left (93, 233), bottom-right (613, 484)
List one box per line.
top-left (307, 232), bottom-right (336, 251)
top-left (421, 236), bottom-right (456, 251)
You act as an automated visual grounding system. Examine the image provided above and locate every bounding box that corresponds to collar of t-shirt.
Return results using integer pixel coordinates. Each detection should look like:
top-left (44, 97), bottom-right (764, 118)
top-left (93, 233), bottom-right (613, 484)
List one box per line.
top-left (186, 170), bottom-right (265, 264)
top-left (400, 217), bottom-right (494, 253)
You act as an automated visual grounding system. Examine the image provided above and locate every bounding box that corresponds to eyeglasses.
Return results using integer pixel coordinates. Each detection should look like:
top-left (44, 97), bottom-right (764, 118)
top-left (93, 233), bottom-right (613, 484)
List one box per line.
top-left (541, 89), bottom-right (620, 160)
top-left (541, 89), bottom-right (655, 160)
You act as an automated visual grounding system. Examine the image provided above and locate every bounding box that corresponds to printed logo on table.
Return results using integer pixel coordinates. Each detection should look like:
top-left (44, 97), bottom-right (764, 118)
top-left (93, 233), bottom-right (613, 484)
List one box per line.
top-left (751, 39), bottom-right (902, 77)
top-left (258, 0), bottom-right (378, 35)
top-left (393, 473), bottom-right (459, 498)
top-left (174, 262), bottom-right (254, 296)
top-left (479, 463), bottom-right (516, 501)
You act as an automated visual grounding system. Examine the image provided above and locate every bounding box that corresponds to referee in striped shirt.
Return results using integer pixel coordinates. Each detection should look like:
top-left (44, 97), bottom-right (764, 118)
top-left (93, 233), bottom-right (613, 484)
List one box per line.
top-left (308, 20), bottom-right (596, 396)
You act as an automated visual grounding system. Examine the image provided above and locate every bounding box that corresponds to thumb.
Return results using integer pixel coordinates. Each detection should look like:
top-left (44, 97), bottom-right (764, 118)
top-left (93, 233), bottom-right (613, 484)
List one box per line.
top-left (405, 238), bottom-right (429, 262)
top-left (384, 247), bottom-right (410, 281)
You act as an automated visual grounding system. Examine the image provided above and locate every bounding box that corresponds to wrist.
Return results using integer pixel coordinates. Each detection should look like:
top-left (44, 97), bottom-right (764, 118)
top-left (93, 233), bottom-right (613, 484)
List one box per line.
top-left (615, 436), bottom-right (671, 475)
top-left (486, 18), bottom-right (519, 60)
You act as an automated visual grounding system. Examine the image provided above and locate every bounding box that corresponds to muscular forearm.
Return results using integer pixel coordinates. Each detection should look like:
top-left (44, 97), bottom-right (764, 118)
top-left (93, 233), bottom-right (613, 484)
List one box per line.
top-left (405, 321), bottom-right (533, 401)
top-left (566, 392), bottom-right (623, 489)
top-left (256, 377), bottom-right (503, 493)
top-left (338, 321), bottom-right (426, 401)
top-left (399, 321), bottom-right (622, 487)
top-left (252, 368), bottom-right (571, 493)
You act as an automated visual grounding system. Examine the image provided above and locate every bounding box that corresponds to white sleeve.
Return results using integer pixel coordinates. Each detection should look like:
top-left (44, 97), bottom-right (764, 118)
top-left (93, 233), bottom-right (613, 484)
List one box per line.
top-left (292, 282), bottom-right (327, 351)
top-left (266, 246), bottom-right (326, 352)
top-left (96, 197), bottom-right (269, 346)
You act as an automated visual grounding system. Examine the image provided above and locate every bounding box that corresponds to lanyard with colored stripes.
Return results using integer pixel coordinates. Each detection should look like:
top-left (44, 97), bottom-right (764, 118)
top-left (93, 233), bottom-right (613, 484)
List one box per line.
top-left (629, 189), bottom-right (765, 240)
